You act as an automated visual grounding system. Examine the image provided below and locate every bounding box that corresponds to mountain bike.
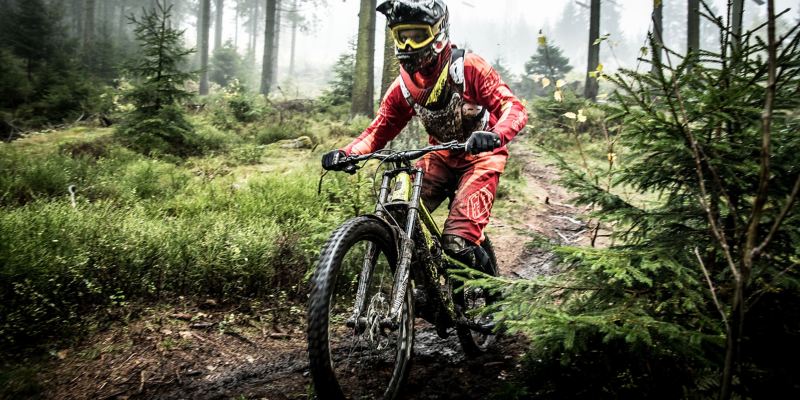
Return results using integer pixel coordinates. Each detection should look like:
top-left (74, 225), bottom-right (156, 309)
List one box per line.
top-left (307, 141), bottom-right (498, 400)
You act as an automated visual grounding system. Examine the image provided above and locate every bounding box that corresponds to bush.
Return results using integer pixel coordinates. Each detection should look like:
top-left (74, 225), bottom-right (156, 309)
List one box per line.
top-left (116, 104), bottom-right (197, 156)
top-left (0, 166), bottom-right (365, 351)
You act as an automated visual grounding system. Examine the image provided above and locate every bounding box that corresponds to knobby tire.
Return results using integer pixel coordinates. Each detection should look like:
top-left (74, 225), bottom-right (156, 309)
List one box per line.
top-left (307, 216), bottom-right (414, 400)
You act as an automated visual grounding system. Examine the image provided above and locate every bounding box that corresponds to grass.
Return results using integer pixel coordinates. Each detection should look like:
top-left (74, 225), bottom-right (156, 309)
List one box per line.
top-left (0, 107), bottom-right (373, 353)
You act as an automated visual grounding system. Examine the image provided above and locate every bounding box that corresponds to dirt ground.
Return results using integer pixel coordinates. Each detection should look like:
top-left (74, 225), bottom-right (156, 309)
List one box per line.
top-left (35, 147), bottom-right (597, 400)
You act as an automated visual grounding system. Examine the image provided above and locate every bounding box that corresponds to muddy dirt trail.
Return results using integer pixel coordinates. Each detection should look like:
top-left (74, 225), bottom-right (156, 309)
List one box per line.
top-left (38, 146), bottom-right (595, 400)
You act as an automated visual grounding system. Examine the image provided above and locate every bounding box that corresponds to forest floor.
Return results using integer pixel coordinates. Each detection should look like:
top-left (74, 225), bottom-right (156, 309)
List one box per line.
top-left (33, 144), bottom-right (598, 400)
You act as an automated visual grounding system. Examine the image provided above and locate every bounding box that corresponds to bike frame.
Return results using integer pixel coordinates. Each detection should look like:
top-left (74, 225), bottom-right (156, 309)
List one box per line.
top-left (349, 155), bottom-right (470, 329)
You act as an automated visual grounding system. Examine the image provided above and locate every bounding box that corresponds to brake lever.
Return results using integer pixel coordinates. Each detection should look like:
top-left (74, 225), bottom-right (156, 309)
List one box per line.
top-left (342, 163), bottom-right (358, 175)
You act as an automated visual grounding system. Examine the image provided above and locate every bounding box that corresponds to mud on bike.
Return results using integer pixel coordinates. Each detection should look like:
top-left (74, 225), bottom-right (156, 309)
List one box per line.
top-left (307, 141), bottom-right (499, 400)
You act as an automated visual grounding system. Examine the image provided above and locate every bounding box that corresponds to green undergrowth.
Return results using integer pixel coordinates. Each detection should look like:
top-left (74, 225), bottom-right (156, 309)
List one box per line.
top-left (0, 114), bottom-right (372, 353)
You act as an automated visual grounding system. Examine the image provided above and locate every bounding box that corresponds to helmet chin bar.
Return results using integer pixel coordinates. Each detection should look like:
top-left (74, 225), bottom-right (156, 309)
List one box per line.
top-left (396, 37), bottom-right (449, 75)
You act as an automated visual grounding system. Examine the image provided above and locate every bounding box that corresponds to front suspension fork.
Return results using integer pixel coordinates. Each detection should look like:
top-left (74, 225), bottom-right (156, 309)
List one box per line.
top-left (348, 169), bottom-right (424, 331)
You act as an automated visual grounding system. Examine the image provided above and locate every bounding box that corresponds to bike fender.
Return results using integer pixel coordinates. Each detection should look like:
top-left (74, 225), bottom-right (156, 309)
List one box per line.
top-left (360, 214), bottom-right (404, 258)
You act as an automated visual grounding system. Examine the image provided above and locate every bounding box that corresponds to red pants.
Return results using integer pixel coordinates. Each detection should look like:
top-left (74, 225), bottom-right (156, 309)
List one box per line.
top-left (417, 150), bottom-right (507, 245)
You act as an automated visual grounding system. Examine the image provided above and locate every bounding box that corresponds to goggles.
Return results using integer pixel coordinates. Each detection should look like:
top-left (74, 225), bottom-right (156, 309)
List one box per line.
top-left (390, 20), bottom-right (443, 50)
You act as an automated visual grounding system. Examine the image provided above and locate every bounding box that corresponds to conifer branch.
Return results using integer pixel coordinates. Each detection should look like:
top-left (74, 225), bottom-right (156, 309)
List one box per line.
top-left (754, 173), bottom-right (800, 257)
top-left (695, 247), bottom-right (729, 331)
top-left (744, 0), bottom-right (778, 271)
top-left (654, 27), bottom-right (740, 281)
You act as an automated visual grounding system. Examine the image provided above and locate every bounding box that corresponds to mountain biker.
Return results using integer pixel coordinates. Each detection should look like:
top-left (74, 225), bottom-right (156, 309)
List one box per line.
top-left (321, 0), bottom-right (528, 273)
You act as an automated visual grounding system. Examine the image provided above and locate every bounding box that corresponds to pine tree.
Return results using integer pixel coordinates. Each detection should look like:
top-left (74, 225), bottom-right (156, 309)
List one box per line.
top-left (525, 38), bottom-right (573, 81)
top-left (6, 0), bottom-right (55, 81)
top-left (118, 0), bottom-right (196, 156)
top-left (458, 3), bottom-right (800, 398)
top-left (321, 44), bottom-right (356, 106)
top-left (210, 40), bottom-right (243, 87)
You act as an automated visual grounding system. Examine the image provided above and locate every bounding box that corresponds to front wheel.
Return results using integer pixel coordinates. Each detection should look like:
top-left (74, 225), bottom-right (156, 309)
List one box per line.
top-left (307, 216), bottom-right (414, 400)
top-left (455, 236), bottom-right (498, 356)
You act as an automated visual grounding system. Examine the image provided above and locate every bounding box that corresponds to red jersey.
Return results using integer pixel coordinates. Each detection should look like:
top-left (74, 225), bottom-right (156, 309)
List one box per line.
top-left (343, 52), bottom-right (528, 157)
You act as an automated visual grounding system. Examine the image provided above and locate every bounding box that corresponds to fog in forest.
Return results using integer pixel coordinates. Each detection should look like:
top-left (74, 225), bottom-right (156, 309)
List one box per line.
top-left (183, 0), bottom-right (795, 95)
top-left (1, 0), bottom-right (798, 100)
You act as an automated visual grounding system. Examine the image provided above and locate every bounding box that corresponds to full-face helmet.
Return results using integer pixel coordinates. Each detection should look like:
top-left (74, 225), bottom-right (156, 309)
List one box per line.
top-left (377, 0), bottom-right (450, 76)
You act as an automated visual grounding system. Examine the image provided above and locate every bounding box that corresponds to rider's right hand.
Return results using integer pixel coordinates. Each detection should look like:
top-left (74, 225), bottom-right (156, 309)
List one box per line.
top-left (321, 149), bottom-right (347, 171)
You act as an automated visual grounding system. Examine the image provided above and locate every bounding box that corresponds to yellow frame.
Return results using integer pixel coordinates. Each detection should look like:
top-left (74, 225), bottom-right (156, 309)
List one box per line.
top-left (389, 172), bottom-right (470, 270)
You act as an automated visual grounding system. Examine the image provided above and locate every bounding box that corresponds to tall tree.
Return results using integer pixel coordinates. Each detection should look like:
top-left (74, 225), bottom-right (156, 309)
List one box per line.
top-left (271, 0), bottom-right (281, 85)
top-left (600, 0), bottom-right (632, 65)
top-left (732, 0), bottom-right (744, 49)
top-left (350, 0), bottom-right (377, 117)
top-left (82, 0), bottom-right (95, 56)
top-left (553, 1), bottom-right (589, 72)
top-left (651, 0), bottom-right (664, 75)
top-left (214, 0), bottom-right (224, 50)
top-left (288, 0), bottom-right (299, 77)
top-left (688, 0), bottom-right (700, 56)
top-left (260, 0), bottom-right (277, 95)
top-left (584, 0), bottom-right (600, 101)
top-left (72, 0), bottom-right (83, 39)
top-left (380, 26), bottom-right (398, 98)
top-left (199, 0), bottom-right (211, 94)
top-left (7, 0), bottom-right (54, 81)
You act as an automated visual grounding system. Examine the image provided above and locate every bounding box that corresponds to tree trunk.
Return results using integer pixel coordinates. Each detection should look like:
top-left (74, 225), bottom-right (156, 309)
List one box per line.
top-left (250, 0), bottom-right (260, 59)
top-left (650, 0), bottom-right (663, 75)
top-left (260, 0), bottom-right (277, 95)
top-left (83, 0), bottom-right (95, 52)
top-left (731, 0), bottom-right (744, 49)
top-left (234, 0), bottom-right (239, 48)
top-left (214, 0), bottom-right (224, 51)
top-left (197, 0), bottom-right (204, 66)
top-left (584, 0), bottom-right (600, 101)
top-left (117, 1), bottom-right (126, 40)
top-left (380, 26), bottom-right (398, 98)
top-left (200, 0), bottom-right (211, 95)
top-left (350, 0), bottom-right (377, 118)
top-left (73, 0), bottom-right (83, 39)
top-left (289, 0), bottom-right (298, 77)
top-left (688, 0), bottom-right (700, 55)
top-left (271, 0), bottom-right (281, 87)
top-left (101, 0), bottom-right (112, 34)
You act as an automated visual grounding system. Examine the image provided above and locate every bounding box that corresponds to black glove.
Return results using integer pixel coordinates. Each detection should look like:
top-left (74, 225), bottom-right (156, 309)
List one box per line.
top-left (322, 149), bottom-right (346, 170)
top-left (465, 131), bottom-right (501, 154)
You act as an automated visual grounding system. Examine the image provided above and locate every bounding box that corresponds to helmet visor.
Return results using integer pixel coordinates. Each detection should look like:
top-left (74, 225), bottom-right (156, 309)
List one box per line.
top-left (391, 22), bottom-right (441, 50)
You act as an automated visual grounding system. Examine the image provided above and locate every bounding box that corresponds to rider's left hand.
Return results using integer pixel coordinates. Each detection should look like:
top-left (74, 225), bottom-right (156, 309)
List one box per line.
top-left (465, 131), bottom-right (501, 154)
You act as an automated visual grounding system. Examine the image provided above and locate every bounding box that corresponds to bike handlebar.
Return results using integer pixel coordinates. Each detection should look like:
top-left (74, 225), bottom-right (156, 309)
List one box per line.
top-left (335, 141), bottom-right (466, 171)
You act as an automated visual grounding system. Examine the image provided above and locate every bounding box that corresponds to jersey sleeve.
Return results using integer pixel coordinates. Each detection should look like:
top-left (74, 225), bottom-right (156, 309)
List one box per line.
top-left (342, 77), bottom-right (415, 156)
top-left (464, 53), bottom-right (528, 146)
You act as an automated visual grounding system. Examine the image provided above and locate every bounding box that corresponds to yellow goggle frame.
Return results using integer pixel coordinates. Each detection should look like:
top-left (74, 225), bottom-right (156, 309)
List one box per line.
top-left (390, 20), bottom-right (443, 50)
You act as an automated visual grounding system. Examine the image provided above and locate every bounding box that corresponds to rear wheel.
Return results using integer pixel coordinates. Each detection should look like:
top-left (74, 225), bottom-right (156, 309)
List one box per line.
top-left (307, 217), bottom-right (414, 400)
top-left (455, 236), bottom-right (498, 356)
